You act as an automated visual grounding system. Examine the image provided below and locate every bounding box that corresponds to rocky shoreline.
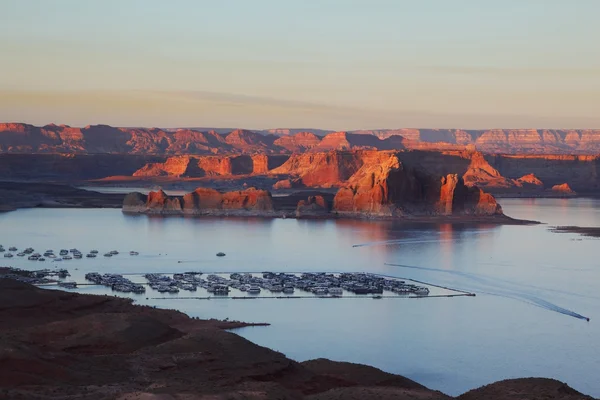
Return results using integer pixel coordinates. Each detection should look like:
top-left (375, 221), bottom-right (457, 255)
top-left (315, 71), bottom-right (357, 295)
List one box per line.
top-left (0, 279), bottom-right (592, 399)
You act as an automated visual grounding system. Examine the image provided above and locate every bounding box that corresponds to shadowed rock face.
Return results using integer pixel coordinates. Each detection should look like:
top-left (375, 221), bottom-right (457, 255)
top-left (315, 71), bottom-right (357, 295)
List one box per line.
top-left (146, 190), bottom-right (182, 213)
top-left (296, 195), bottom-right (330, 217)
top-left (332, 153), bottom-right (502, 217)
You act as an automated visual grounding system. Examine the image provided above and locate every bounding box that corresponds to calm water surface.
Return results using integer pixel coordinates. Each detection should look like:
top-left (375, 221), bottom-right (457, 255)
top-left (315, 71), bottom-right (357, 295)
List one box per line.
top-left (1, 198), bottom-right (599, 396)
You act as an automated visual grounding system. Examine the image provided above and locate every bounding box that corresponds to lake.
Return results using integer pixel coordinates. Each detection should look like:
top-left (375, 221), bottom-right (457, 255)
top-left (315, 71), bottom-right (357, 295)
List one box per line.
top-left (1, 198), bottom-right (599, 396)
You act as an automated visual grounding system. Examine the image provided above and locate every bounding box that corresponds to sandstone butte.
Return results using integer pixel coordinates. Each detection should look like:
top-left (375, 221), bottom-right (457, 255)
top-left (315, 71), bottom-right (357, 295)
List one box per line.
top-left (331, 153), bottom-right (502, 217)
top-left (3, 122), bottom-right (600, 154)
top-left (124, 188), bottom-right (275, 216)
top-left (124, 153), bottom-right (507, 221)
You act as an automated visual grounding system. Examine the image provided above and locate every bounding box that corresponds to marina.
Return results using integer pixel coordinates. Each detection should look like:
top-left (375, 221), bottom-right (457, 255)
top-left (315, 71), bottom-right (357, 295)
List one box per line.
top-left (27, 269), bottom-right (473, 299)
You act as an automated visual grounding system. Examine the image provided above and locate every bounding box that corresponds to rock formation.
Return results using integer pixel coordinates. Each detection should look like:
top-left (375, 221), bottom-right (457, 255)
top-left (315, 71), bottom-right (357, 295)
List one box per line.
top-left (269, 151), bottom-right (366, 187)
top-left (551, 183), bottom-right (576, 195)
top-left (296, 195), bottom-right (329, 218)
top-left (331, 153), bottom-right (502, 217)
top-left (462, 151), bottom-right (513, 188)
top-left (124, 188), bottom-right (274, 215)
top-left (133, 154), bottom-right (289, 177)
top-left (146, 190), bottom-right (182, 214)
top-left (514, 173), bottom-right (544, 188)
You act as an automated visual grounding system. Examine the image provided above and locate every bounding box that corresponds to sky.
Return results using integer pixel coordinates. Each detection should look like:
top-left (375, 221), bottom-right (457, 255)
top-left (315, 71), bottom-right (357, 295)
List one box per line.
top-left (1, 0), bottom-right (599, 130)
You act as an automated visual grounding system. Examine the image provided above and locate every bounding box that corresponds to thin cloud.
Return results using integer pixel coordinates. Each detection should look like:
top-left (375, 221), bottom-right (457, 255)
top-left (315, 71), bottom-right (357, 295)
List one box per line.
top-left (421, 65), bottom-right (600, 77)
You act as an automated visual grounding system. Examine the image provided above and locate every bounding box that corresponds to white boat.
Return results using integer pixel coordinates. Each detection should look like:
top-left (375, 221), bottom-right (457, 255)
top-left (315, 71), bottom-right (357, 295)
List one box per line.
top-left (4, 253), bottom-right (13, 258)
top-left (129, 251), bottom-right (139, 256)
top-left (104, 253), bottom-right (112, 257)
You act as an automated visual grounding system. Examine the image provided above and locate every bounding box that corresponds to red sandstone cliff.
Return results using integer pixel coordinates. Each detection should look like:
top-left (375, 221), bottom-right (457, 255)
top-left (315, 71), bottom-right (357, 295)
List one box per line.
top-left (5, 123), bottom-right (600, 155)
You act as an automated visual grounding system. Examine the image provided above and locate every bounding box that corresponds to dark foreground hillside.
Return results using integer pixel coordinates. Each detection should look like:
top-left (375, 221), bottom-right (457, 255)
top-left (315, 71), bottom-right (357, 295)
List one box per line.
top-left (0, 279), bottom-right (593, 400)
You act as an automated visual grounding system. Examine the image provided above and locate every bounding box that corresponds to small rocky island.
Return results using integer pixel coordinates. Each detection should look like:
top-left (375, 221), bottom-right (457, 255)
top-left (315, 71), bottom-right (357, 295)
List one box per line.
top-left (123, 153), bottom-right (517, 221)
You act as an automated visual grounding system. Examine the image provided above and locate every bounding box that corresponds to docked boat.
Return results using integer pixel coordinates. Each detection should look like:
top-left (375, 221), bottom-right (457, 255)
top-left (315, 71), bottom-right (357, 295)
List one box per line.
top-left (104, 253), bottom-right (112, 257)
top-left (28, 255), bottom-right (38, 261)
top-left (248, 284), bottom-right (261, 294)
top-left (17, 252), bottom-right (26, 257)
top-left (86, 253), bottom-right (96, 258)
top-left (58, 281), bottom-right (77, 289)
top-left (110, 250), bottom-right (119, 255)
top-left (129, 251), bottom-right (139, 256)
top-left (414, 287), bottom-right (430, 296)
top-left (59, 249), bottom-right (68, 256)
top-left (4, 253), bottom-right (13, 258)
top-left (328, 287), bottom-right (343, 296)
top-left (8, 247), bottom-right (17, 251)
top-left (63, 255), bottom-right (73, 260)
top-left (90, 250), bottom-right (99, 254)
top-left (38, 257), bottom-right (45, 261)
top-left (73, 253), bottom-right (82, 259)
top-left (282, 284), bottom-right (294, 294)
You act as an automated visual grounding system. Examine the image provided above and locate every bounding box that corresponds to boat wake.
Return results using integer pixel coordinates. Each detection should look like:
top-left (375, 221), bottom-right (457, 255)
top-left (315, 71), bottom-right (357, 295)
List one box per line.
top-left (385, 263), bottom-right (590, 321)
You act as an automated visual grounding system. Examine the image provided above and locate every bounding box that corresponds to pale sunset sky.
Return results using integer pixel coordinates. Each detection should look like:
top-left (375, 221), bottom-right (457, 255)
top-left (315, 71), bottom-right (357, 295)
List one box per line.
top-left (1, 0), bottom-right (599, 129)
